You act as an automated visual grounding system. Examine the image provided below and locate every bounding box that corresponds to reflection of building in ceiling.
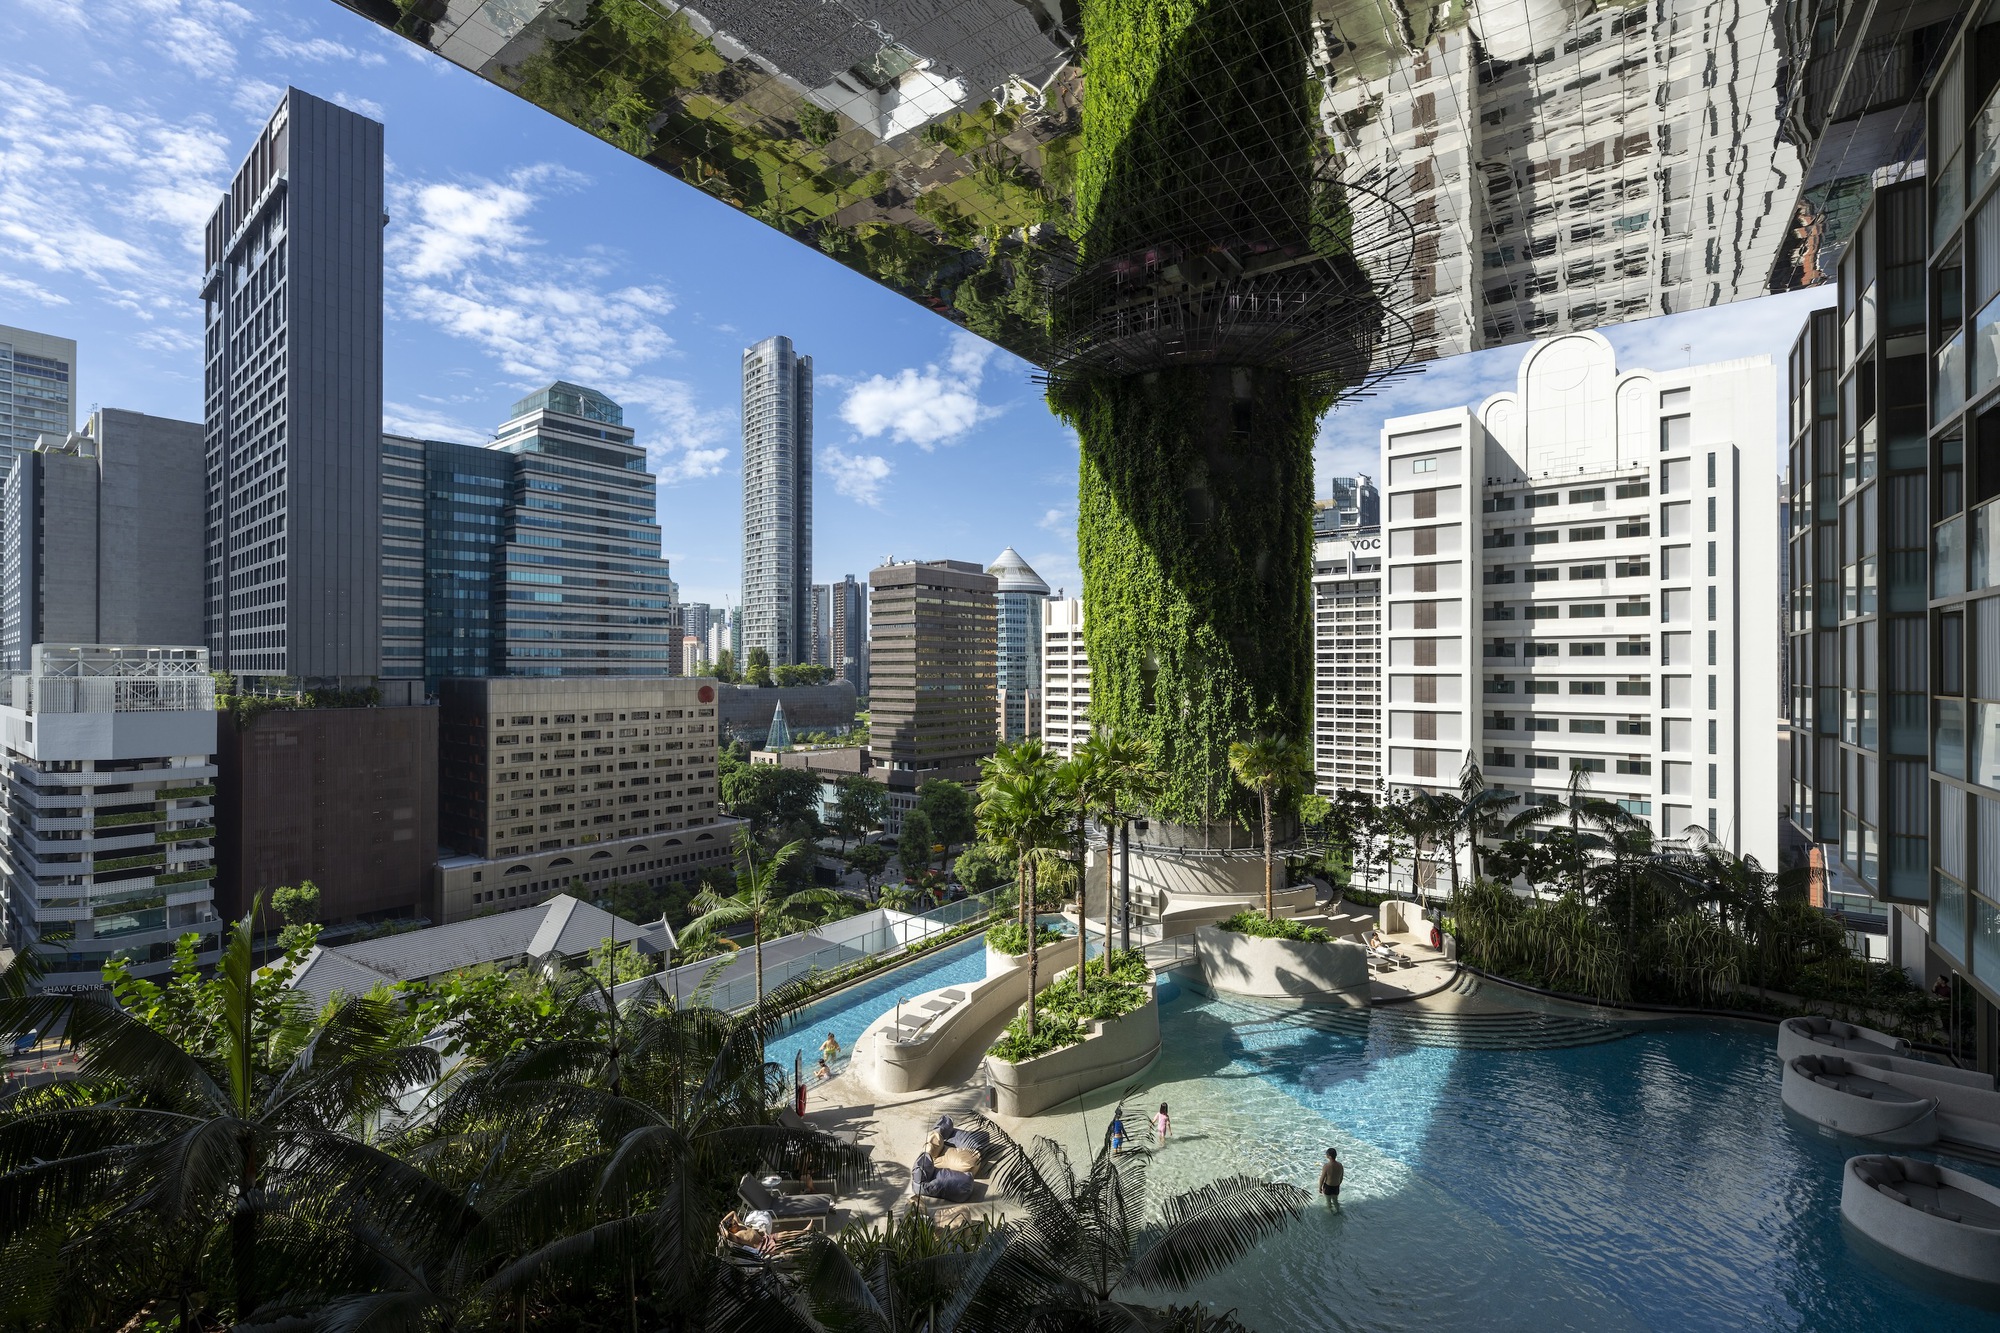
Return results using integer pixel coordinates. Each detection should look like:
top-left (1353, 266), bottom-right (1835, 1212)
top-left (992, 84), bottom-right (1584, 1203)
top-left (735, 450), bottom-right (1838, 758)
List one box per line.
top-left (1773, 0), bottom-right (1956, 289)
top-left (1322, 0), bottom-right (1808, 361)
top-left (344, 0), bottom-right (1944, 374)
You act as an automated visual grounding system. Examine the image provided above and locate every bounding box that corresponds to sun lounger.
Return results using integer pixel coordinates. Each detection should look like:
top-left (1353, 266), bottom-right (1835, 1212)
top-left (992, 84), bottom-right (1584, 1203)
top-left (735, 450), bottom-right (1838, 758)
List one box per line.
top-left (739, 1173), bottom-right (835, 1220)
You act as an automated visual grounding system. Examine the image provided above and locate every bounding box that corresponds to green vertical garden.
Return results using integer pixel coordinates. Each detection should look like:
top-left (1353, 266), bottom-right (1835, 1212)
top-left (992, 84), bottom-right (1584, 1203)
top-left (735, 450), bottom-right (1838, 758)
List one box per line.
top-left (1049, 0), bottom-right (1335, 826)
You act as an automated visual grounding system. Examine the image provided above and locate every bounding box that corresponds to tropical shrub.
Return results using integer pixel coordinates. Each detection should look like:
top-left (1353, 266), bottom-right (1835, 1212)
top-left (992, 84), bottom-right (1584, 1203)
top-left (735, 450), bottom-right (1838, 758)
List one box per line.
top-left (1216, 909), bottom-right (1330, 944)
top-left (988, 949), bottom-right (1151, 1062)
top-left (985, 921), bottom-right (1065, 956)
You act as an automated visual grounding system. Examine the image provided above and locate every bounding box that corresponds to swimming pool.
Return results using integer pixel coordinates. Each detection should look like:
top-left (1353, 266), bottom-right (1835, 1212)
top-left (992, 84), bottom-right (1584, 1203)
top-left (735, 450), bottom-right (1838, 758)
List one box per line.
top-left (1019, 987), bottom-right (2000, 1331)
top-left (767, 935), bottom-right (990, 1087)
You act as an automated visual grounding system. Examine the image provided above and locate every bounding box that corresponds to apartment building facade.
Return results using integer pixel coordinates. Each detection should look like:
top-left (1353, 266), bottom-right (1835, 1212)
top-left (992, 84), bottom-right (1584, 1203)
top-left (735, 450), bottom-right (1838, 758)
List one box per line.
top-left (434, 676), bottom-right (736, 922)
top-left (0, 646), bottom-right (221, 986)
top-left (0, 325), bottom-right (75, 463)
top-left (1381, 332), bottom-right (1778, 876)
top-left (1040, 596), bottom-right (1089, 757)
top-left (1312, 532), bottom-right (1384, 796)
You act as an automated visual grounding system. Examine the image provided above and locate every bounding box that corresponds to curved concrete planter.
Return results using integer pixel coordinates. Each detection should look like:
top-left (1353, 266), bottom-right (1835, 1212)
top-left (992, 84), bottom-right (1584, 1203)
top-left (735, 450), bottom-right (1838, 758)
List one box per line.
top-left (986, 981), bottom-right (1161, 1118)
top-left (1777, 1016), bottom-right (1911, 1064)
top-left (1193, 925), bottom-right (1369, 1002)
top-left (1781, 1055), bottom-right (1939, 1145)
top-left (862, 948), bottom-right (1063, 1096)
top-left (1843, 1154), bottom-right (2000, 1289)
top-left (986, 945), bottom-right (1027, 975)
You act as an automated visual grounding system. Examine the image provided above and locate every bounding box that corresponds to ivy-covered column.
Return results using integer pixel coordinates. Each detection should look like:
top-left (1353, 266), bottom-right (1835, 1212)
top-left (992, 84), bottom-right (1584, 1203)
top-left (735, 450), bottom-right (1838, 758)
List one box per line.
top-left (1051, 0), bottom-right (1333, 828)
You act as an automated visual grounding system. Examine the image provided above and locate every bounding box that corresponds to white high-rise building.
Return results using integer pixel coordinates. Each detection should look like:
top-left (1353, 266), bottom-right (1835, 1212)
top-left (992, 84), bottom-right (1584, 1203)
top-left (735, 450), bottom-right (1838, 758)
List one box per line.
top-left (1313, 531), bottom-right (1383, 796)
top-left (1380, 332), bottom-right (1778, 879)
top-left (741, 336), bottom-right (812, 665)
top-left (0, 646), bottom-right (221, 986)
top-left (1040, 597), bottom-right (1089, 757)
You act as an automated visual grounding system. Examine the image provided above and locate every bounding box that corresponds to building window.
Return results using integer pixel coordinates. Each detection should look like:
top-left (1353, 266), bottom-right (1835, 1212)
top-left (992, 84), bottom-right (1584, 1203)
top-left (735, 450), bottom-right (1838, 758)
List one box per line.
top-left (1570, 681), bottom-right (1607, 694)
top-left (1616, 719), bottom-right (1651, 735)
top-left (1411, 457), bottom-right (1438, 473)
top-left (1570, 526), bottom-right (1606, 542)
top-left (1616, 680), bottom-right (1651, 695)
top-left (1570, 564), bottom-right (1607, 578)
top-left (1570, 487), bottom-right (1606, 503)
top-left (1527, 492), bottom-right (1561, 508)
top-left (1570, 603), bottom-right (1606, 617)
top-left (1570, 719), bottom-right (1606, 733)
top-left (1570, 643), bottom-right (1607, 656)
top-left (1526, 680), bottom-right (1560, 694)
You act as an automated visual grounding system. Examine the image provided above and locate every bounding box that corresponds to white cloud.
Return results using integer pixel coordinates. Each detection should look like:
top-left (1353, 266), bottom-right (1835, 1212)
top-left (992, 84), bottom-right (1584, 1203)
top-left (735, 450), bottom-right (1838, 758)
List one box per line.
top-left (330, 92), bottom-right (387, 121)
top-left (1037, 506), bottom-right (1068, 533)
top-left (29, 0), bottom-right (255, 78)
top-left (822, 446), bottom-right (892, 507)
top-left (0, 71), bottom-right (232, 335)
top-left (384, 400), bottom-right (487, 445)
top-left (839, 331), bottom-right (1004, 448)
top-left (232, 78), bottom-right (284, 121)
top-left (261, 34), bottom-right (387, 67)
top-left (386, 165), bottom-right (737, 485)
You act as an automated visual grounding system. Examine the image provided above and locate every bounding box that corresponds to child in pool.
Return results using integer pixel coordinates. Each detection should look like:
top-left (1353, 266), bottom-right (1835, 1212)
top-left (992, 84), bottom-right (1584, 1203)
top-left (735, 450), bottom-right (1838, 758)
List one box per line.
top-left (1155, 1102), bottom-right (1171, 1144)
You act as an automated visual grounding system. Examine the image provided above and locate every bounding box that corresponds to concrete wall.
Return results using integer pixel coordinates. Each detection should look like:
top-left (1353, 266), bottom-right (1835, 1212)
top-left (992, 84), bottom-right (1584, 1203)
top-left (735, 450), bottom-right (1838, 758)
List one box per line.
top-left (1194, 924), bottom-right (1370, 1001)
top-left (95, 409), bottom-right (204, 649)
top-left (865, 955), bottom-right (1055, 1095)
top-left (988, 983), bottom-right (1161, 1117)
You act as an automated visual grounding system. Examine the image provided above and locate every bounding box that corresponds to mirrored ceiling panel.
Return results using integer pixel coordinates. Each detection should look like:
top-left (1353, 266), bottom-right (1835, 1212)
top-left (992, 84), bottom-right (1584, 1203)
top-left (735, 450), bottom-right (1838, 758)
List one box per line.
top-left (336, 0), bottom-right (1954, 377)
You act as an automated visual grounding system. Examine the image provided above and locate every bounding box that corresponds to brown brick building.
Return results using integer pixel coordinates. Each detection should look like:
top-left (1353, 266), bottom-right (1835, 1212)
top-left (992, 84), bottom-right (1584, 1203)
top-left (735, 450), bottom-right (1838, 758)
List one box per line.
top-left (212, 701), bottom-right (439, 925)
top-left (867, 559), bottom-right (997, 805)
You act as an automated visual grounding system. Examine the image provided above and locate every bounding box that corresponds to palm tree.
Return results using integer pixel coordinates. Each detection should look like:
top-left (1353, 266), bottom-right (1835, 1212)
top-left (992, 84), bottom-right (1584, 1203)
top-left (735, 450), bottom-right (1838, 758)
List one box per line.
top-left (1056, 743), bottom-right (1113, 997)
top-left (685, 831), bottom-right (846, 1016)
top-left (1088, 726), bottom-right (1161, 954)
top-left (396, 977), bottom-right (853, 1332)
top-left (0, 910), bottom-right (456, 1328)
top-left (1227, 734), bottom-right (1313, 919)
top-left (978, 1112), bottom-right (1308, 1326)
top-left (793, 1210), bottom-right (1027, 1333)
top-left (978, 741), bottom-right (1067, 1038)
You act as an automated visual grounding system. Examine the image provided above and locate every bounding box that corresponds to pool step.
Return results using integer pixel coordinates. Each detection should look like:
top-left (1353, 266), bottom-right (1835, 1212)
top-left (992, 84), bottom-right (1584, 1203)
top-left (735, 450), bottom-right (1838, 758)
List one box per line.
top-left (1269, 1005), bottom-right (1630, 1051)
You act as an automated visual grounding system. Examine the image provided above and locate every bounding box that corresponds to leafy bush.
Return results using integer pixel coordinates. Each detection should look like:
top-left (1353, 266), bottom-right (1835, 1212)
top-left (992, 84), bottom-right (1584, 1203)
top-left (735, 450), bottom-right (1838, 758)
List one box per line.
top-left (1216, 910), bottom-right (1329, 943)
top-left (987, 948), bottom-right (1152, 1062)
top-left (985, 921), bottom-right (1065, 956)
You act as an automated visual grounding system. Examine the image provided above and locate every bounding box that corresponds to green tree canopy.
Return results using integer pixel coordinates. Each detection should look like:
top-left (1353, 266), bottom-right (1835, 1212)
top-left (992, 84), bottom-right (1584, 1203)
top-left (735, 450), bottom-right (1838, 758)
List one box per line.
top-left (915, 779), bottom-right (978, 864)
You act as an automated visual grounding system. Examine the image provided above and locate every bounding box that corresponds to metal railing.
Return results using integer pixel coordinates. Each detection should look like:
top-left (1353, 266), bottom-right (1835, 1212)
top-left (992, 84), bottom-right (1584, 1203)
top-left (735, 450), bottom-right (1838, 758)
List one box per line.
top-left (655, 888), bottom-right (1006, 1014)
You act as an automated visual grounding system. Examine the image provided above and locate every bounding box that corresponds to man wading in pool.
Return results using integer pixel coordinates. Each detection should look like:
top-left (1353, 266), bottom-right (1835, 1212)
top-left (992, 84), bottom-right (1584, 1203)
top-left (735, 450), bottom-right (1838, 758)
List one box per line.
top-left (1319, 1148), bottom-right (1344, 1208)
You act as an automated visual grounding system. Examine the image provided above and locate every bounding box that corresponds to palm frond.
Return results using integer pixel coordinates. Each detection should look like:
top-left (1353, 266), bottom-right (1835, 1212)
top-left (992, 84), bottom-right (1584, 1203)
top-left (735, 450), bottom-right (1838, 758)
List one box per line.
top-left (1121, 1175), bottom-right (1308, 1290)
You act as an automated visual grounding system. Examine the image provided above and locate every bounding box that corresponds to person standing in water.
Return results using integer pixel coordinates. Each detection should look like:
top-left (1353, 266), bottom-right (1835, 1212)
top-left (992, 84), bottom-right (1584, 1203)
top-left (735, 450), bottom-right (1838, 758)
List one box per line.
top-left (1319, 1147), bottom-right (1344, 1208)
top-left (1109, 1111), bottom-right (1128, 1154)
top-left (1155, 1102), bottom-right (1171, 1145)
top-left (820, 1032), bottom-right (842, 1065)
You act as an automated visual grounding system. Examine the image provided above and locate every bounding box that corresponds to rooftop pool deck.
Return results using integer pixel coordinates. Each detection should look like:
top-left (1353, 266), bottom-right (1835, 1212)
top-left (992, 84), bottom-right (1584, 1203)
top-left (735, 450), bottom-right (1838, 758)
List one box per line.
top-left (779, 935), bottom-right (2000, 1330)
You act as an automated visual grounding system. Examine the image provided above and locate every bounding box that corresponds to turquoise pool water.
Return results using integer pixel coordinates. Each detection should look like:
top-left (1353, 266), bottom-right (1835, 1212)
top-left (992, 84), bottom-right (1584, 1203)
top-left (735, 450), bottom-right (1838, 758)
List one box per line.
top-left (769, 919), bottom-right (1090, 1089)
top-left (1020, 987), bottom-right (2000, 1332)
top-left (768, 935), bottom-right (989, 1086)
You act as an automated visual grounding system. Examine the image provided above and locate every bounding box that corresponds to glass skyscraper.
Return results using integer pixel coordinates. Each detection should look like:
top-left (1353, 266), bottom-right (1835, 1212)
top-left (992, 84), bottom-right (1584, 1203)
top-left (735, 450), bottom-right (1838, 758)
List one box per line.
top-left (379, 383), bottom-right (673, 687)
top-left (493, 382), bottom-right (674, 676)
top-left (987, 547), bottom-right (1050, 743)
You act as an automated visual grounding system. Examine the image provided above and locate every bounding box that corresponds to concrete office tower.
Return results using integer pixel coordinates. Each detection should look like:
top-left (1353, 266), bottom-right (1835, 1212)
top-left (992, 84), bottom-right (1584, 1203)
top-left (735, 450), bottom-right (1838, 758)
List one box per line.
top-left (0, 410), bottom-right (205, 671)
top-left (681, 602), bottom-right (713, 647)
top-left (0, 646), bottom-right (220, 986)
top-left (1040, 596), bottom-right (1089, 757)
top-left (0, 325), bottom-right (75, 462)
top-left (868, 559), bottom-right (996, 802)
top-left (212, 698), bottom-right (438, 926)
top-left (492, 383), bottom-right (674, 675)
top-left (202, 88), bottom-right (383, 685)
top-left (433, 676), bottom-right (738, 922)
top-left (1381, 332), bottom-right (1778, 888)
top-left (741, 336), bottom-right (812, 665)
top-left (1314, 476), bottom-right (1381, 537)
top-left (830, 574), bottom-right (867, 692)
top-left (1313, 531), bottom-right (1384, 796)
top-left (988, 547), bottom-right (1050, 743)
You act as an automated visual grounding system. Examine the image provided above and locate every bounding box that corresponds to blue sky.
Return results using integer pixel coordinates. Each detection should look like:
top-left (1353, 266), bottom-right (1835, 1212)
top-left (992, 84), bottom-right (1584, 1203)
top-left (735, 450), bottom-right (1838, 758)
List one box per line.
top-left (1, 0), bottom-right (1833, 610)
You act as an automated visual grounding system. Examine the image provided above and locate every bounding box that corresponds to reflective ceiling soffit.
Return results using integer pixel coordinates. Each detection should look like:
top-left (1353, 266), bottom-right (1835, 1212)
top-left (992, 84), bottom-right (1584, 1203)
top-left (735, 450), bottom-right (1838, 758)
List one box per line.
top-left (335, 0), bottom-right (1949, 376)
